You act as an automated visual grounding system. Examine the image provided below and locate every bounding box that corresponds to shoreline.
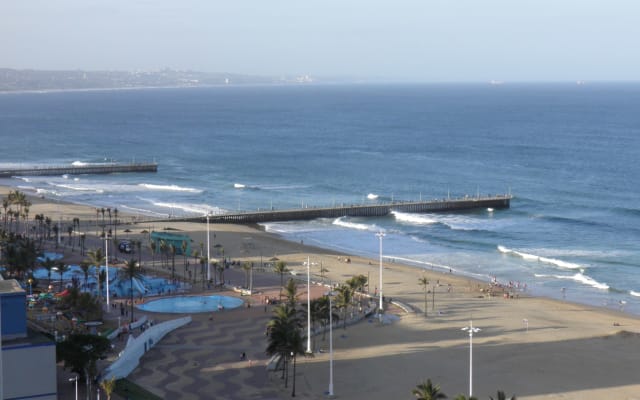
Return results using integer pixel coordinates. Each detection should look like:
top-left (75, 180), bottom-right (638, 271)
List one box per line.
top-left (1, 183), bottom-right (636, 319)
top-left (5, 186), bottom-right (640, 400)
top-left (5, 184), bottom-right (640, 399)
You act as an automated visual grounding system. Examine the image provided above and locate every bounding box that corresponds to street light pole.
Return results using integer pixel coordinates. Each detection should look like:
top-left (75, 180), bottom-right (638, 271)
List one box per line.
top-left (306, 257), bottom-right (312, 354)
top-left (104, 237), bottom-right (110, 310)
top-left (69, 375), bottom-right (79, 400)
top-left (327, 292), bottom-right (335, 397)
top-left (206, 214), bottom-right (211, 283)
top-left (376, 231), bottom-right (385, 322)
top-left (461, 321), bottom-right (481, 398)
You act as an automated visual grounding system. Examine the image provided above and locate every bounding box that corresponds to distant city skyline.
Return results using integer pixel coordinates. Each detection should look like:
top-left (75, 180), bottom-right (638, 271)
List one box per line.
top-left (3, 1), bottom-right (640, 82)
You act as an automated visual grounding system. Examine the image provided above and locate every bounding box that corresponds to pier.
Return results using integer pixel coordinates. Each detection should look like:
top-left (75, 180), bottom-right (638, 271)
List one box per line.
top-left (0, 162), bottom-right (158, 177)
top-left (166, 195), bottom-right (512, 224)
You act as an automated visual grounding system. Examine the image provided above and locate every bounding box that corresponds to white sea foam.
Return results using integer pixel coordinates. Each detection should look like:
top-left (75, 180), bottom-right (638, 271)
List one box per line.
top-left (630, 291), bottom-right (640, 297)
top-left (367, 193), bottom-right (379, 200)
top-left (36, 188), bottom-right (61, 196)
top-left (535, 273), bottom-right (609, 290)
top-left (234, 183), bottom-right (246, 189)
top-left (54, 183), bottom-right (104, 193)
top-left (332, 217), bottom-right (380, 232)
top-left (118, 204), bottom-right (168, 217)
top-left (398, 213), bottom-right (499, 231)
top-left (151, 201), bottom-right (223, 216)
top-left (392, 211), bottom-right (437, 225)
top-left (71, 161), bottom-right (88, 166)
top-left (139, 183), bottom-right (202, 193)
top-left (498, 245), bottom-right (584, 270)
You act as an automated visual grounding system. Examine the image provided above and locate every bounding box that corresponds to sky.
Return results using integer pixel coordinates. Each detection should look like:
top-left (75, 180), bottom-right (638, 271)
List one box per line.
top-left (2, 0), bottom-right (640, 82)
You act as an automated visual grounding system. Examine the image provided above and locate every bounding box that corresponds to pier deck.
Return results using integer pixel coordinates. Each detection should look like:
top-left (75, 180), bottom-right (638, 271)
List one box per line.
top-left (163, 195), bottom-right (512, 224)
top-left (0, 162), bottom-right (158, 177)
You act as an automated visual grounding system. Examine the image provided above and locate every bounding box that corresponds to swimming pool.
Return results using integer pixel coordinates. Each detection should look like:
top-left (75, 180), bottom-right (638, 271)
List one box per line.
top-left (136, 295), bottom-right (244, 313)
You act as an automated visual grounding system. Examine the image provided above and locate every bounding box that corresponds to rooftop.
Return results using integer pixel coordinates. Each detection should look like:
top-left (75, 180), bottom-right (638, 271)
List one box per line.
top-left (0, 279), bottom-right (25, 295)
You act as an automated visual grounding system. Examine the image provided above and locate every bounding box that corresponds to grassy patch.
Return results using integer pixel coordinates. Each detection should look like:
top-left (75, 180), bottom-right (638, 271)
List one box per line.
top-left (114, 379), bottom-right (162, 400)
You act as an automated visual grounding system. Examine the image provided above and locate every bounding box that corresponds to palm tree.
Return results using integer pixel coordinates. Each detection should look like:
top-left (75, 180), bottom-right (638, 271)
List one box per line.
top-left (418, 275), bottom-right (429, 317)
top-left (242, 261), bottom-right (252, 288)
top-left (79, 233), bottom-right (86, 256)
top-left (41, 256), bottom-right (56, 287)
top-left (56, 262), bottom-right (70, 292)
top-left (86, 248), bottom-right (105, 300)
top-left (169, 243), bottom-right (176, 283)
top-left (412, 379), bottom-right (447, 400)
top-left (159, 239), bottom-right (168, 269)
top-left (2, 198), bottom-right (9, 231)
top-left (199, 256), bottom-right (207, 288)
top-left (453, 395), bottom-right (477, 400)
top-left (289, 326), bottom-right (307, 397)
top-left (181, 240), bottom-right (188, 280)
top-left (67, 225), bottom-right (74, 249)
top-left (100, 377), bottom-right (116, 400)
top-left (149, 241), bottom-right (157, 269)
top-left (79, 262), bottom-right (91, 292)
top-left (266, 303), bottom-right (305, 390)
top-left (319, 264), bottom-right (329, 284)
top-left (489, 390), bottom-right (516, 400)
top-left (274, 261), bottom-right (288, 298)
top-left (122, 258), bottom-right (143, 322)
top-left (283, 278), bottom-right (299, 307)
top-left (113, 208), bottom-right (118, 243)
top-left (335, 284), bottom-right (353, 329)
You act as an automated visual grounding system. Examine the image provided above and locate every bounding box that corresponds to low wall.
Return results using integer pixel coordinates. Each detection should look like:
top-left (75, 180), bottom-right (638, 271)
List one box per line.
top-left (100, 316), bottom-right (191, 382)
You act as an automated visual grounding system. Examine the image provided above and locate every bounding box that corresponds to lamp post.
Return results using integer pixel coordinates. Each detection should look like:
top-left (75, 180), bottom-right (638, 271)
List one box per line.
top-left (376, 231), bottom-right (385, 322)
top-left (104, 236), bottom-right (110, 310)
top-left (28, 278), bottom-right (33, 296)
top-left (206, 213), bottom-right (211, 283)
top-left (69, 375), bottom-right (79, 400)
top-left (325, 291), bottom-right (336, 397)
top-left (461, 321), bottom-right (481, 398)
top-left (306, 257), bottom-right (312, 354)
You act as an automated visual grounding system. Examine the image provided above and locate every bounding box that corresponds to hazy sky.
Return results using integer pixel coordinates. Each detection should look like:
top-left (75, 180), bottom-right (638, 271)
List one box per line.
top-left (3, 1), bottom-right (640, 82)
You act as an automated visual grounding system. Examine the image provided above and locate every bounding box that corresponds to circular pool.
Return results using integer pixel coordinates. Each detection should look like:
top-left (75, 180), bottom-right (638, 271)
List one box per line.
top-left (136, 295), bottom-right (244, 313)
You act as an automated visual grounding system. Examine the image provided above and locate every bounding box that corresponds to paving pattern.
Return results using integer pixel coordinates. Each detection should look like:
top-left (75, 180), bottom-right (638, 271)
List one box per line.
top-left (127, 279), bottom-right (301, 400)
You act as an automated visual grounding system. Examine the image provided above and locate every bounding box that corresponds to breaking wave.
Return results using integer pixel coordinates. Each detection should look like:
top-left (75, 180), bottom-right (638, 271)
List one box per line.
top-left (498, 245), bottom-right (584, 270)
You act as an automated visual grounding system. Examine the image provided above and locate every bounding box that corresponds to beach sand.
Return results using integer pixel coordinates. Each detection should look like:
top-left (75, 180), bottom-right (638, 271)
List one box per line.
top-left (5, 186), bottom-right (640, 399)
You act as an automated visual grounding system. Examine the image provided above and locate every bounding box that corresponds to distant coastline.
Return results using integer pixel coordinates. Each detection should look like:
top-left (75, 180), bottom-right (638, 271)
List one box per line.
top-left (0, 67), bottom-right (319, 93)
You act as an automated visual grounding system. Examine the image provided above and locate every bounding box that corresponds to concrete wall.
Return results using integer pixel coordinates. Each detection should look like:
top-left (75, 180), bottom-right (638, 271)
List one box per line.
top-left (2, 342), bottom-right (57, 400)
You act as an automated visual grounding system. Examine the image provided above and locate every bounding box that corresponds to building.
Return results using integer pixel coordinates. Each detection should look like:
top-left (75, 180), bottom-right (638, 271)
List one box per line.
top-left (1, 278), bottom-right (57, 400)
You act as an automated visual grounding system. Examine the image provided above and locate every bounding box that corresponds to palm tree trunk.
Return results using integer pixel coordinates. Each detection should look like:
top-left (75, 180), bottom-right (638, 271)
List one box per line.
top-left (291, 354), bottom-right (297, 397)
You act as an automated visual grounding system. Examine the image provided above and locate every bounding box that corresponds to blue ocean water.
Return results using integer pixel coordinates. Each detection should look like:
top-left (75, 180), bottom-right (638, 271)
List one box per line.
top-left (1, 83), bottom-right (639, 313)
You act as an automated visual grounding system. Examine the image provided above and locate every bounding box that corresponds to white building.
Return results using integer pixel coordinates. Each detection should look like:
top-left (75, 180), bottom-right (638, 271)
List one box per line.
top-left (1, 278), bottom-right (57, 400)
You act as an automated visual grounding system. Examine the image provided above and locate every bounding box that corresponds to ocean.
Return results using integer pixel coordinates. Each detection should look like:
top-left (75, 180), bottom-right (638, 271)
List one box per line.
top-left (1, 83), bottom-right (639, 313)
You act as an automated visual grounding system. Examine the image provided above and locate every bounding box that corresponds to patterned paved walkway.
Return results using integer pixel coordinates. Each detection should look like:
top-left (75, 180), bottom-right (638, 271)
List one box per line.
top-left (127, 267), bottom-right (324, 400)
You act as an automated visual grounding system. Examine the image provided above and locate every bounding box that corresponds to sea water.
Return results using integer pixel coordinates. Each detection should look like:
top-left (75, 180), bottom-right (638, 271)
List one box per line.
top-left (1, 83), bottom-right (639, 313)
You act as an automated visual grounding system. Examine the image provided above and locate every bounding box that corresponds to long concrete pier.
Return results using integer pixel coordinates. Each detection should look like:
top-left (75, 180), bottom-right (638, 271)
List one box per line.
top-left (0, 162), bottom-right (158, 177)
top-left (165, 194), bottom-right (512, 224)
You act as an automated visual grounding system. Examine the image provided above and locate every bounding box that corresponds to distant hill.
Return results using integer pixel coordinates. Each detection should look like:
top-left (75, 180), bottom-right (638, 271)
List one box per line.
top-left (0, 68), bottom-right (317, 92)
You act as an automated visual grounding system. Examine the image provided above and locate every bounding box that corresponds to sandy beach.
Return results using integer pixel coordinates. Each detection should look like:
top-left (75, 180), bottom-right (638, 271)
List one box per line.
top-left (4, 185), bottom-right (640, 400)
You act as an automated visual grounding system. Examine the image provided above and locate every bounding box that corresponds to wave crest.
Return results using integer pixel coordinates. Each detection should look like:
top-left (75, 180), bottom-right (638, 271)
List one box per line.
top-left (139, 183), bottom-right (202, 193)
top-left (332, 217), bottom-right (380, 232)
top-left (534, 273), bottom-right (609, 290)
top-left (498, 245), bottom-right (584, 270)
top-left (392, 211), bottom-right (437, 225)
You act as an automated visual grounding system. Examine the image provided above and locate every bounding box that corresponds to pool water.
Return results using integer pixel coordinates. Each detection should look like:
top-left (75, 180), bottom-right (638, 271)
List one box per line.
top-left (136, 295), bottom-right (244, 313)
